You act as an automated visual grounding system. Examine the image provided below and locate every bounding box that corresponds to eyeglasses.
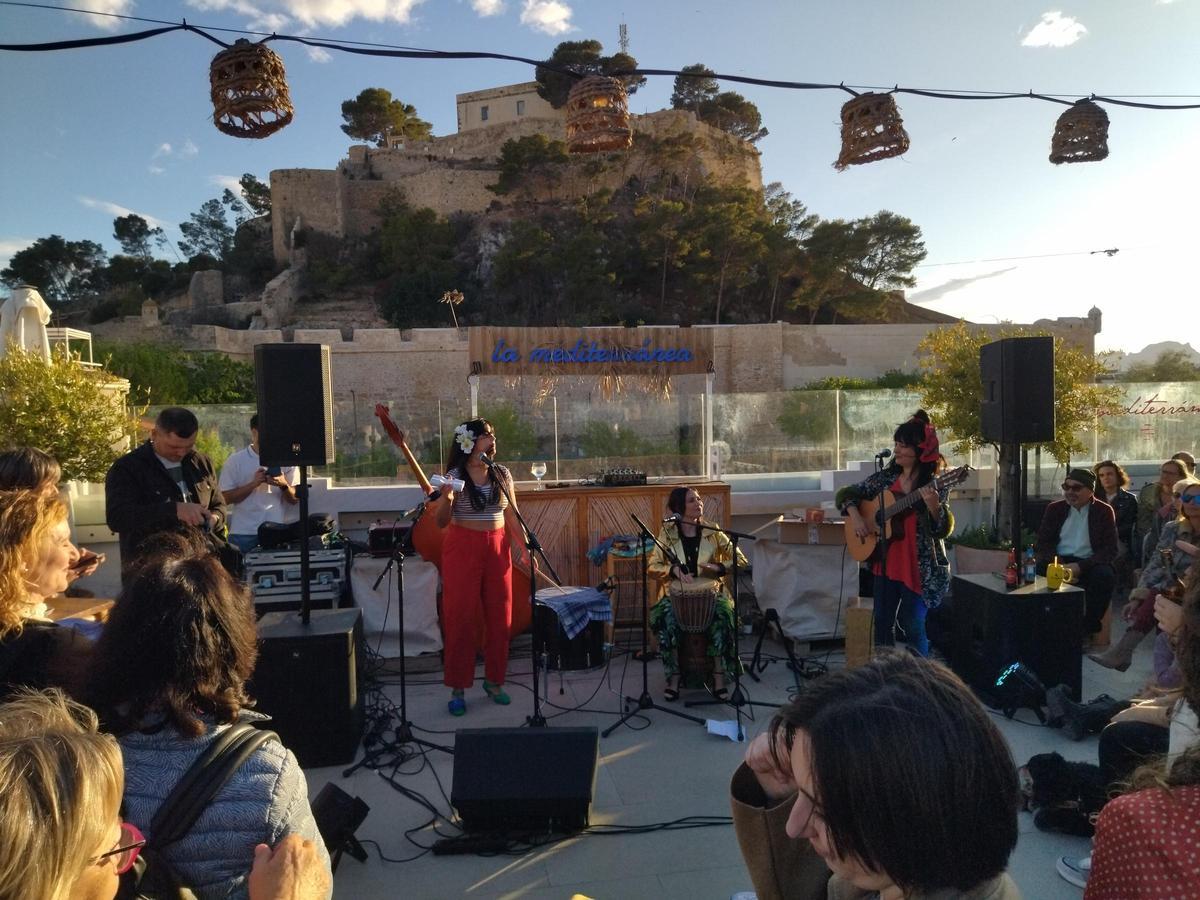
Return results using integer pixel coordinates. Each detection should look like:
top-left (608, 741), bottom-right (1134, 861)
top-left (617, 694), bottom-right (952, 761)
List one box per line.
top-left (792, 784), bottom-right (826, 832)
top-left (93, 821), bottom-right (146, 875)
top-left (1061, 482), bottom-right (1087, 492)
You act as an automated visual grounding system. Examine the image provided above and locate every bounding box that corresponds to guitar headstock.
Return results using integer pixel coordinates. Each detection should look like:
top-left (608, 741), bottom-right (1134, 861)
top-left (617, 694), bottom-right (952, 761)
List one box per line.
top-left (938, 465), bottom-right (972, 490)
top-left (373, 404), bottom-right (406, 447)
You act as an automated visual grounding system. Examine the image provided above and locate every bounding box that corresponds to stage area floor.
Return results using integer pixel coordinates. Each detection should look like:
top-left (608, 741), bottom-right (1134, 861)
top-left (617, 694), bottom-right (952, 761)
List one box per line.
top-left (304, 615), bottom-right (1145, 899)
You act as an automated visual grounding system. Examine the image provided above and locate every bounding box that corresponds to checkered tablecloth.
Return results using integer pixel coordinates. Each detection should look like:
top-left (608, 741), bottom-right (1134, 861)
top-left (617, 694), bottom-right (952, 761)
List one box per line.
top-left (535, 586), bottom-right (613, 639)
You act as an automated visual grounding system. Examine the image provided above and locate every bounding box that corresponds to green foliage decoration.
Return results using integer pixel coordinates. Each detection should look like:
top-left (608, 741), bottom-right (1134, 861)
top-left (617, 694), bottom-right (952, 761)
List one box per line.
top-left (96, 342), bottom-right (255, 405)
top-left (0, 345), bottom-right (142, 482)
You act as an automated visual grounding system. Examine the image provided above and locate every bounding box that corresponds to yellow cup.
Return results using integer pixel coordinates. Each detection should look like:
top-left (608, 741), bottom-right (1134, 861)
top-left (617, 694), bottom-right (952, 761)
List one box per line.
top-left (1046, 564), bottom-right (1062, 590)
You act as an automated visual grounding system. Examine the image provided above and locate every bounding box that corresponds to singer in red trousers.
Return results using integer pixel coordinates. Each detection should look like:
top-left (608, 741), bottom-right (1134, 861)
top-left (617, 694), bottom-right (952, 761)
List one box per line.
top-left (432, 418), bottom-right (528, 717)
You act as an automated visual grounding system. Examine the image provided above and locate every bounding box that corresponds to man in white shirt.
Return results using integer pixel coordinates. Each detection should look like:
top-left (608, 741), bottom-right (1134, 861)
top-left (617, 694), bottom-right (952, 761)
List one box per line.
top-left (219, 413), bottom-right (299, 554)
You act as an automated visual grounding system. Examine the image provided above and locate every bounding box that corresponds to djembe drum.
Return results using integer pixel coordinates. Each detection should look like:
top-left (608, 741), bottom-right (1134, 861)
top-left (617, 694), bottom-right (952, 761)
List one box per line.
top-left (669, 577), bottom-right (719, 687)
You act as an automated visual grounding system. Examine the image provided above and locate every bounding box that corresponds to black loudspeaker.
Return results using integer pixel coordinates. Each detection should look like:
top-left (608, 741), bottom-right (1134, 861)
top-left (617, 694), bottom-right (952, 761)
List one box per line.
top-left (452, 727), bottom-right (599, 833)
top-left (943, 575), bottom-right (1084, 703)
top-left (979, 337), bottom-right (1055, 444)
top-left (251, 608), bottom-right (364, 767)
top-left (254, 343), bottom-right (335, 466)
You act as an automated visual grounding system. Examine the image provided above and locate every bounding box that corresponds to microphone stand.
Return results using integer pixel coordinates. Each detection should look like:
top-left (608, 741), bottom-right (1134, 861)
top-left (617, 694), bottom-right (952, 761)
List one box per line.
top-left (602, 514), bottom-right (705, 737)
top-left (481, 456), bottom-right (561, 728)
top-left (874, 451), bottom-right (892, 648)
top-left (346, 504), bottom-right (451, 775)
top-left (682, 520), bottom-right (767, 742)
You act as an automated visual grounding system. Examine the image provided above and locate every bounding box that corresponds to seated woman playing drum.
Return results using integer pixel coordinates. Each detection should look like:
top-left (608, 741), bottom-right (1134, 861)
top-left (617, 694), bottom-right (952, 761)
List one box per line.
top-left (648, 487), bottom-right (747, 702)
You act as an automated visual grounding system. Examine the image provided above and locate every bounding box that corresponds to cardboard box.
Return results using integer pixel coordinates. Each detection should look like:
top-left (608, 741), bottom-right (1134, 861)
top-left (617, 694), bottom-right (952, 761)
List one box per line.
top-left (778, 519), bottom-right (845, 545)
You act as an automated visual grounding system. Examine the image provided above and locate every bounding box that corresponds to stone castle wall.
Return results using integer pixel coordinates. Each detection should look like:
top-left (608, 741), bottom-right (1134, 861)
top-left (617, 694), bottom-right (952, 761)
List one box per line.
top-left (150, 319), bottom-right (1096, 404)
top-left (270, 110), bottom-right (763, 263)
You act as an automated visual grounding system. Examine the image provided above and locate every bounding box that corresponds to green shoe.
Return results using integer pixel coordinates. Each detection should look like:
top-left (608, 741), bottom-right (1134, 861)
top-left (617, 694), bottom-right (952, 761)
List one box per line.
top-left (448, 690), bottom-right (466, 716)
top-left (483, 680), bottom-right (511, 705)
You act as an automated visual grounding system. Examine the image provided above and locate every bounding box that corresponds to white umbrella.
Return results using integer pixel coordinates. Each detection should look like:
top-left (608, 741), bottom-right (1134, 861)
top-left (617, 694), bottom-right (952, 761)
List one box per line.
top-left (0, 284), bottom-right (52, 361)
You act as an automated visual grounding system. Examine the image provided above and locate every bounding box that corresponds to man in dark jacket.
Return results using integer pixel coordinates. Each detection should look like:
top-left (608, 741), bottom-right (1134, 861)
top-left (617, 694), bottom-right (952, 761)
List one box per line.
top-left (1035, 467), bottom-right (1118, 638)
top-left (105, 407), bottom-right (229, 580)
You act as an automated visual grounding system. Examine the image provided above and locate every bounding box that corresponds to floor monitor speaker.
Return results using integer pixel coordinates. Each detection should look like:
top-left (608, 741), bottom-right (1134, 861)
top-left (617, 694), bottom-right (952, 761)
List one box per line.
top-left (979, 336), bottom-right (1055, 444)
top-left (254, 343), bottom-right (334, 467)
top-left (252, 608), bottom-right (364, 767)
top-left (452, 727), bottom-right (599, 833)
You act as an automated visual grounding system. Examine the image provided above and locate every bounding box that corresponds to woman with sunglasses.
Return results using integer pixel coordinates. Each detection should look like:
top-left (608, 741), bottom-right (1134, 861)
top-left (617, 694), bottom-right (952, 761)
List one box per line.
top-left (731, 652), bottom-right (1020, 899)
top-left (0, 688), bottom-right (330, 900)
top-left (1091, 477), bottom-right (1200, 671)
top-left (1133, 456), bottom-right (1191, 567)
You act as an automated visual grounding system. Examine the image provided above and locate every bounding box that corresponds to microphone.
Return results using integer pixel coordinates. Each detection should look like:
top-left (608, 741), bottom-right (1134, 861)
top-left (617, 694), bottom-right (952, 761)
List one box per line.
top-left (478, 453), bottom-right (495, 468)
top-left (874, 448), bottom-right (892, 459)
top-left (662, 514), bottom-right (681, 524)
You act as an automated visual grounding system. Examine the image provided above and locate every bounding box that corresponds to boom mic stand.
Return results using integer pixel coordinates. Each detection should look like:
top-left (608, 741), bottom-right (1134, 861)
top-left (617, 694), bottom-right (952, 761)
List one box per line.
top-left (345, 503), bottom-right (451, 775)
top-left (683, 521), bottom-right (769, 742)
top-left (602, 514), bottom-right (705, 738)
top-left (480, 455), bottom-right (562, 728)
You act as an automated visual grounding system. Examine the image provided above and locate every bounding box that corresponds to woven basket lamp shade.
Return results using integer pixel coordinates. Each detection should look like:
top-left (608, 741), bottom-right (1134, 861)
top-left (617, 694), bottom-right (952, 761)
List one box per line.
top-left (1049, 99), bottom-right (1110, 164)
top-left (566, 76), bottom-right (633, 154)
top-left (835, 92), bottom-right (910, 170)
top-left (209, 39), bottom-right (294, 139)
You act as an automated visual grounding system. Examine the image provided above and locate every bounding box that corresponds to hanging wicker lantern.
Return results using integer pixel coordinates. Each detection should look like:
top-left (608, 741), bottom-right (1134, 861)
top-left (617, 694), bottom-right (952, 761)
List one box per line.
top-left (834, 92), bottom-right (910, 170)
top-left (565, 75), bottom-right (633, 154)
top-left (209, 39), bottom-right (294, 139)
top-left (1049, 99), bottom-right (1109, 165)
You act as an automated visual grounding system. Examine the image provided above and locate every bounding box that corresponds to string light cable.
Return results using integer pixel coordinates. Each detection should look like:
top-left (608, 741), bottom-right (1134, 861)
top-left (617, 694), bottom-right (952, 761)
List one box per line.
top-left (3, 1), bottom-right (1200, 110)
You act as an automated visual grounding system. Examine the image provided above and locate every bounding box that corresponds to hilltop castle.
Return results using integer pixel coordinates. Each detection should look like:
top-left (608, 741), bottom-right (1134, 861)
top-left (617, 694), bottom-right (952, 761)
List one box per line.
top-left (268, 82), bottom-right (764, 265)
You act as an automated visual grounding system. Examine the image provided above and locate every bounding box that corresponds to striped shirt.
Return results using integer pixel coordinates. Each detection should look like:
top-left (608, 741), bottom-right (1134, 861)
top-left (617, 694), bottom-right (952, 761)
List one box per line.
top-left (448, 464), bottom-right (511, 526)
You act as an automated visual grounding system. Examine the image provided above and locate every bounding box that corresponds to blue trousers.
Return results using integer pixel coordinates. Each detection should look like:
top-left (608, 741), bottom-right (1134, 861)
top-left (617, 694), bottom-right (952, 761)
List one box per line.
top-left (228, 533), bottom-right (258, 553)
top-left (873, 576), bottom-right (929, 657)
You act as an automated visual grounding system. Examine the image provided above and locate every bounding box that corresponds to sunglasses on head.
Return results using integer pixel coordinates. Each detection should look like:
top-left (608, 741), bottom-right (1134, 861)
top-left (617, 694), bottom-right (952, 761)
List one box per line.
top-left (93, 821), bottom-right (146, 875)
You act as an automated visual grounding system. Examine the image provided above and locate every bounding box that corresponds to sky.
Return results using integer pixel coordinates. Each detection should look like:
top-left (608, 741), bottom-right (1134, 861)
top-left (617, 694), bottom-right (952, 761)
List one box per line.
top-left (2, 0), bottom-right (1199, 355)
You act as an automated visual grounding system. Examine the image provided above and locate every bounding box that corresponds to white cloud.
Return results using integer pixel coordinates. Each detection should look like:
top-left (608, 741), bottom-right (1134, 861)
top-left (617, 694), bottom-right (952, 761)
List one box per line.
top-left (69, 0), bottom-right (135, 31)
top-left (152, 142), bottom-right (173, 159)
top-left (148, 164), bottom-right (166, 175)
top-left (1021, 11), bottom-right (1087, 47)
top-left (76, 197), bottom-right (165, 229)
top-left (472, 0), bottom-right (506, 15)
top-left (180, 139), bottom-right (200, 158)
top-left (306, 45), bottom-right (334, 63)
top-left (209, 175), bottom-right (244, 195)
top-left (186, 0), bottom-right (425, 29)
top-left (520, 0), bottom-right (572, 34)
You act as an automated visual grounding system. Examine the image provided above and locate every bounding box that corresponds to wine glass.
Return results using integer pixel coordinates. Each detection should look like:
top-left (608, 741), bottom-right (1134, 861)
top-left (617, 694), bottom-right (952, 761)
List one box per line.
top-left (530, 461), bottom-right (547, 490)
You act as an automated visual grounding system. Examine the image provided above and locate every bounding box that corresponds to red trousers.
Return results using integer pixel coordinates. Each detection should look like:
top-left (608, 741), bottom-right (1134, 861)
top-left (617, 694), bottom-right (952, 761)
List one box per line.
top-left (441, 524), bottom-right (512, 689)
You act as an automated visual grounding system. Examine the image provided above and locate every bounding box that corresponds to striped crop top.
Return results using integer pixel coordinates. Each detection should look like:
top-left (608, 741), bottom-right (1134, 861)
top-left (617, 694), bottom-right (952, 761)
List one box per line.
top-left (448, 464), bottom-right (511, 526)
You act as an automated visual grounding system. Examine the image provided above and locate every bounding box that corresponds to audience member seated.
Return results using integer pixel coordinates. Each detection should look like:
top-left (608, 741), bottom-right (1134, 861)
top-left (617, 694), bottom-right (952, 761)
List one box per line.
top-left (1132, 455), bottom-right (1190, 567)
top-left (1035, 467), bottom-right (1118, 643)
top-left (0, 688), bottom-right (331, 900)
top-left (0, 489), bottom-right (91, 700)
top-left (85, 533), bottom-right (332, 899)
top-left (1061, 561), bottom-right (1200, 893)
top-left (1091, 476), bottom-right (1199, 671)
top-left (1093, 460), bottom-right (1137, 590)
top-left (731, 652), bottom-right (1020, 899)
top-left (0, 447), bottom-right (102, 583)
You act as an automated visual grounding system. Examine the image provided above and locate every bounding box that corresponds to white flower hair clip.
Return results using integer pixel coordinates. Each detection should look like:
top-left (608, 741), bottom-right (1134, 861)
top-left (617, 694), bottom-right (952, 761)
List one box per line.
top-left (454, 424), bottom-right (475, 454)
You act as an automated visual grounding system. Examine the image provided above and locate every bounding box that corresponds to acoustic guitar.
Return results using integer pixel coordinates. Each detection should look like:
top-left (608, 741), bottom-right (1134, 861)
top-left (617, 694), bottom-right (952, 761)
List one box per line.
top-left (844, 466), bottom-right (971, 563)
top-left (373, 404), bottom-right (551, 639)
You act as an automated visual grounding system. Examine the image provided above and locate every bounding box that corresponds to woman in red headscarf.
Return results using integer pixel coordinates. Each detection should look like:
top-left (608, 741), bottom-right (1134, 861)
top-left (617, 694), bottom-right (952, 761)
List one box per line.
top-left (835, 410), bottom-right (954, 657)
